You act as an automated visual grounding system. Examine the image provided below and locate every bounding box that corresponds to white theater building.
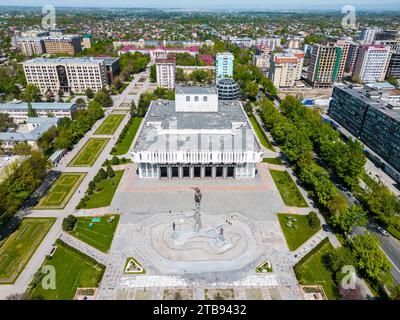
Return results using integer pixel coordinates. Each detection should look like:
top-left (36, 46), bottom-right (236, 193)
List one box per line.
top-left (131, 86), bottom-right (263, 179)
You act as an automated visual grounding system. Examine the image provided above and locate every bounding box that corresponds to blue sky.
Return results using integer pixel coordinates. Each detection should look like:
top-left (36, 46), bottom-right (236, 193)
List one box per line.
top-left (1, 0), bottom-right (400, 10)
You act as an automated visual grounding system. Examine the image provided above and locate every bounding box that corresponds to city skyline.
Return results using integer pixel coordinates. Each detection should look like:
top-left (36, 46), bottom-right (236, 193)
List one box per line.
top-left (2, 0), bottom-right (400, 10)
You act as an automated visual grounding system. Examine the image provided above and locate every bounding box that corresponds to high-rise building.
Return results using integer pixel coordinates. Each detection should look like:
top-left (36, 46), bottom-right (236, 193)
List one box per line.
top-left (270, 49), bottom-right (304, 88)
top-left (335, 39), bottom-right (351, 80)
top-left (352, 45), bottom-right (391, 83)
top-left (387, 49), bottom-right (400, 80)
top-left (155, 53), bottom-right (176, 89)
top-left (345, 43), bottom-right (361, 74)
top-left (16, 37), bottom-right (46, 56)
top-left (43, 35), bottom-right (82, 55)
top-left (215, 52), bottom-right (234, 81)
top-left (359, 28), bottom-right (381, 44)
top-left (23, 57), bottom-right (108, 94)
top-left (306, 44), bottom-right (343, 88)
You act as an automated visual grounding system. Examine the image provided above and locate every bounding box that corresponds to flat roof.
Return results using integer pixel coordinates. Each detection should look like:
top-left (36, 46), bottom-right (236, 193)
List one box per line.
top-left (175, 85), bottom-right (217, 95)
top-left (134, 99), bottom-right (259, 153)
top-left (0, 102), bottom-right (76, 111)
top-left (24, 57), bottom-right (104, 65)
top-left (0, 117), bottom-right (59, 142)
top-left (336, 86), bottom-right (400, 121)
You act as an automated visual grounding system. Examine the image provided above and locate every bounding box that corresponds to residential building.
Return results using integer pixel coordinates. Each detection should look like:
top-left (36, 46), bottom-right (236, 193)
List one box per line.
top-left (82, 34), bottom-right (93, 49)
top-left (0, 101), bottom-right (77, 123)
top-left (386, 48), bottom-right (400, 80)
top-left (328, 85), bottom-right (400, 175)
top-left (23, 57), bottom-right (108, 94)
top-left (345, 42), bottom-right (361, 74)
top-left (253, 54), bottom-right (270, 70)
top-left (336, 39), bottom-right (351, 80)
top-left (256, 37), bottom-right (282, 50)
top-left (131, 86), bottom-right (262, 179)
top-left (43, 35), bottom-right (82, 55)
top-left (155, 53), bottom-right (176, 89)
top-left (352, 45), bottom-right (391, 83)
top-left (359, 28), bottom-right (381, 44)
top-left (270, 49), bottom-right (305, 88)
top-left (16, 37), bottom-right (45, 56)
top-left (215, 52), bottom-right (234, 81)
top-left (306, 44), bottom-right (343, 88)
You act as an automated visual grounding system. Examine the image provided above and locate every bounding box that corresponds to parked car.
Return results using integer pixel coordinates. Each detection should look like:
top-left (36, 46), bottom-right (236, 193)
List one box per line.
top-left (377, 226), bottom-right (389, 237)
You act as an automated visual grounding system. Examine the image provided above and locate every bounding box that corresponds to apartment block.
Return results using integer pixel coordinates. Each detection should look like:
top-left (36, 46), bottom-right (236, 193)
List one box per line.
top-left (215, 52), bottom-right (234, 80)
top-left (270, 49), bottom-right (304, 88)
top-left (23, 57), bottom-right (108, 94)
top-left (43, 35), bottom-right (82, 55)
top-left (155, 53), bottom-right (176, 89)
top-left (352, 45), bottom-right (391, 83)
top-left (306, 44), bottom-right (343, 88)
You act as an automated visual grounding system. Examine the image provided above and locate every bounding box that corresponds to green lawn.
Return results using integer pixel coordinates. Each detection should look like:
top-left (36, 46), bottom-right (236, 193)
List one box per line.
top-left (294, 238), bottom-right (341, 300)
top-left (80, 170), bottom-right (124, 209)
top-left (0, 218), bottom-right (55, 284)
top-left (35, 173), bottom-right (86, 210)
top-left (277, 214), bottom-right (320, 251)
top-left (270, 170), bottom-right (308, 207)
top-left (112, 117), bottom-right (142, 155)
top-left (94, 114), bottom-right (125, 135)
top-left (69, 138), bottom-right (109, 167)
top-left (249, 115), bottom-right (275, 151)
top-left (263, 157), bottom-right (283, 165)
top-left (27, 240), bottom-right (105, 300)
top-left (69, 215), bottom-right (120, 253)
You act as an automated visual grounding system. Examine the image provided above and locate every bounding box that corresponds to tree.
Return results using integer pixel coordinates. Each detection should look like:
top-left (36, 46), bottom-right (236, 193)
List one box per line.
top-left (22, 84), bottom-right (40, 102)
top-left (282, 128), bottom-right (313, 164)
top-left (326, 193), bottom-right (348, 216)
top-left (27, 102), bottom-right (37, 117)
top-left (387, 75), bottom-right (399, 87)
top-left (75, 98), bottom-right (86, 109)
top-left (85, 88), bottom-right (94, 99)
top-left (130, 100), bottom-right (137, 116)
top-left (0, 113), bottom-right (16, 132)
top-left (307, 211), bottom-right (320, 229)
top-left (107, 165), bottom-right (115, 178)
top-left (111, 156), bottom-right (120, 165)
top-left (350, 234), bottom-right (392, 286)
top-left (94, 89), bottom-right (113, 108)
top-left (331, 205), bottom-right (367, 236)
top-left (150, 64), bottom-right (157, 83)
top-left (98, 168), bottom-right (108, 180)
top-left (324, 246), bottom-right (356, 283)
top-left (62, 215), bottom-right (77, 231)
top-left (12, 142), bottom-right (32, 156)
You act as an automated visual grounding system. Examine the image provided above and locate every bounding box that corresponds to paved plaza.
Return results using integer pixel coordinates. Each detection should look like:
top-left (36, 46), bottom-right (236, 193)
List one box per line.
top-left (97, 162), bottom-right (303, 300)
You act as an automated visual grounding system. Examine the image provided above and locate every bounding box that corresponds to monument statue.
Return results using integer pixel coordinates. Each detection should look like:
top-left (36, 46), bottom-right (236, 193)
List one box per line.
top-left (192, 187), bottom-right (202, 232)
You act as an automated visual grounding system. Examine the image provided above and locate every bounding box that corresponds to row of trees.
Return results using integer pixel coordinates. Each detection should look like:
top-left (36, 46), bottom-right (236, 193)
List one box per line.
top-left (36, 100), bottom-right (104, 154)
top-left (0, 151), bottom-right (49, 224)
top-left (258, 96), bottom-right (394, 293)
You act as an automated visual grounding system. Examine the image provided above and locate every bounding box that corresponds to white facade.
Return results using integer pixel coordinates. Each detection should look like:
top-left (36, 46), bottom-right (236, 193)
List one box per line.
top-left (359, 28), bottom-right (381, 44)
top-left (256, 37), bottom-right (282, 50)
top-left (175, 87), bottom-right (218, 113)
top-left (17, 37), bottom-right (45, 56)
top-left (132, 86), bottom-right (262, 180)
top-left (253, 55), bottom-right (270, 70)
top-left (23, 57), bottom-right (108, 94)
top-left (0, 102), bottom-right (77, 123)
top-left (353, 45), bottom-right (391, 83)
top-left (156, 54), bottom-right (176, 89)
